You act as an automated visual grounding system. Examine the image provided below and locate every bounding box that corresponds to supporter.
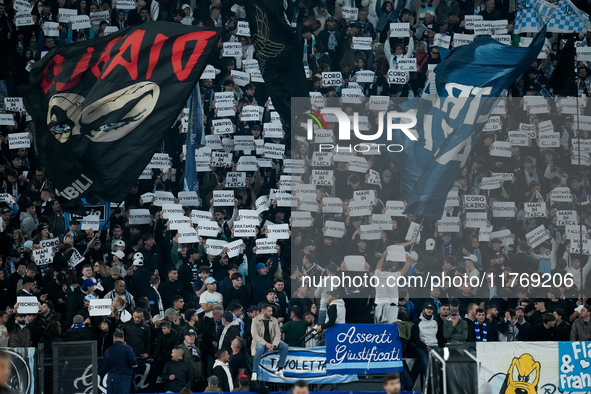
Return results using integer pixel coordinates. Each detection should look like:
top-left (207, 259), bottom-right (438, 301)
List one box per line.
top-left (121, 308), bottom-right (151, 360)
top-left (219, 311), bottom-right (240, 353)
top-left (212, 348), bottom-right (234, 392)
top-left (411, 301), bottom-right (440, 380)
top-left (250, 303), bottom-right (288, 381)
top-left (179, 327), bottom-right (204, 388)
top-left (162, 347), bottom-right (195, 393)
top-left (229, 337), bottom-right (248, 380)
top-left (442, 307), bottom-right (468, 344)
top-left (232, 374), bottom-right (251, 392)
top-left (571, 304), bottom-right (591, 341)
top-left (531, 313), bottom-right (557, 341)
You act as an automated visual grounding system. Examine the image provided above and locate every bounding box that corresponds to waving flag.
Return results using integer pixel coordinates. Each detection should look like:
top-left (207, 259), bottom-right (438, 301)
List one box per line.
top-left (385, 29), bottom-right (546, 220)
top-left (515, 0), bottom-right (590, 33)
top-left (23, 22), bottom-right (220, 212)
top-left (244, 0), bottom-right (308, 137)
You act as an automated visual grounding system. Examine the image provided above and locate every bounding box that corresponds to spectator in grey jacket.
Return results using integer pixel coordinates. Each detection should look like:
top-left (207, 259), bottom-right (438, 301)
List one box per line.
top-left (442, 307), bottom-right (468, 344)
top-left (571, 304), bottom-right (591, 341)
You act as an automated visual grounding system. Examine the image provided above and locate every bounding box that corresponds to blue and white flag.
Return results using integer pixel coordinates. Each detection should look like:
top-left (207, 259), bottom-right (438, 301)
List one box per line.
top-left (385, 29), bottom-right (546, 221)
top-left (257, 346), bottom-right (358, 384)
top-left (515, 0), bottom-right (590, 33)
top-left (184, 83), bottom-right (205, 196)
top-left (325, 324), bottom-right (403, 375)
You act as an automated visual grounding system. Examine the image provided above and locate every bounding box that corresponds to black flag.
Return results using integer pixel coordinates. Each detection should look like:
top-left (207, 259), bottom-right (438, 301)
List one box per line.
top-left (549, 34), bottom-right (578, 97)
top-left (23, 22), bottom-right (221, 212)
top-left (244, 0), bottom-right (308, 135)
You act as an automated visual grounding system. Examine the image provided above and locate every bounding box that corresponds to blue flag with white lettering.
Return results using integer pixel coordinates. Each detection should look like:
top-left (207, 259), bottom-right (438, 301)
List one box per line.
top-left (386, 28), bottom-right (546, 221)
top-left (184, 83), bottom-right (205, 196)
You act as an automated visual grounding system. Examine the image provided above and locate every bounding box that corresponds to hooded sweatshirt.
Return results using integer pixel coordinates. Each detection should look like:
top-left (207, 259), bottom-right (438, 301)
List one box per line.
top-left (213, 359), bottom-right (234, 392)
top-left (412, 313), bottom-right (439, 348)
top-left (180, 4), bottom-right (194, 25)
top-left (321, 298), bottom-right (346, 330)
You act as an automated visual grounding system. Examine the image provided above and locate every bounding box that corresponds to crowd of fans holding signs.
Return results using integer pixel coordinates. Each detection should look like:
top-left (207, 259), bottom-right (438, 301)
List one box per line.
top-left (1, 0), bottom-right (591, 392)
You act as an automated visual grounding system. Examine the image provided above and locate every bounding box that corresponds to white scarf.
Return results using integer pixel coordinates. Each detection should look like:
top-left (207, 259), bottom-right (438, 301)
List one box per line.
top-left (213, 359), bottom-right (234, 391)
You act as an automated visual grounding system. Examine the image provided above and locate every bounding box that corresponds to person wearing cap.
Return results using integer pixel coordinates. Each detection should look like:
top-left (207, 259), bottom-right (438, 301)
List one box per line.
top-left (248, 252), bottom-right (279, 305)
top-left (411, 301), bottom-right (441, 380)
top-left (442, 307), bottom-right (468, 345)
top-left (178, 327), bottom-right (204, 386)
top-left (251, 303), bottom-right (288, 381)
top-left (66, 277), bottom-right (96, 325)
top-left (314, 262), bottom-right (339, 325)
top-left (317, 289), bottom-right (346, 333)
top-left (463, 254), bottom-right (479, 278)
top-left (200, 277), bottom-right (223, 319)
top-left (129, 257), bottom-right (152, 300)
top-left (419, 238), bottom-right (445, 272)
top-left (374, 249), bottom-right (413, 324)
top-left (232, 374), bottom-right (250, 392)
top-left (64, 314), bottom-right (95, 342)
top-left (218, 311), bottom-right (240, 353)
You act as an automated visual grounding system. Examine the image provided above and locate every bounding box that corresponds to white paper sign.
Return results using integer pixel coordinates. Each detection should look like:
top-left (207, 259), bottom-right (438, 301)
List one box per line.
top-left (8, 132), bottom-right (30, 149)
top-left (213, 190), bottom-right (234, 207)
top-left (17, 296), bottom-right (39, 314)
top-left (81, 215), bottom-right (100, 231)
top-left (178, 227), bottom-right (199, 244)
top-left (405, 222), bottom-right (421, 241)
top-left (324, 221), bottom-right (345, 238)
top-left (70, 15), bottom-right (92, 30)
top-left (322, 72), bottom-right (342, 87)
top-left (490, 141), bottom-right (512, 157)
top-left (89, 299), bottom-right (112, 316)
top-left (493, 202), bottom-right (515, 217)
top-left (526, 225), bottom-right (550, 249)
top-left (129, 209), bottom-right (152, 225)
top-left (390, 22), bottom-right (410, 37)
top-left (223, 42), bottom-right (242, 57)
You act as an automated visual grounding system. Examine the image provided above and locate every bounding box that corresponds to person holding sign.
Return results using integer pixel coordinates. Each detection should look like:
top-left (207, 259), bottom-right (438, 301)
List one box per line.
top-left (374, 248), bottom-right (413, 324)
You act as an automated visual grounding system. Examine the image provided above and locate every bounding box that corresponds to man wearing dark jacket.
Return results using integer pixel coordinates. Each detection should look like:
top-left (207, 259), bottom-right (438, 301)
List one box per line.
top-left (248, 255), bottom-right (279, 305)
top-left (153, 321), bottom-right (180, 367)
top-left (121, 309), bottom-right (151, 360)
top-left (161, 347), bottom-right (195, 393)
top-left (218, 311), bottom-right (240, 353)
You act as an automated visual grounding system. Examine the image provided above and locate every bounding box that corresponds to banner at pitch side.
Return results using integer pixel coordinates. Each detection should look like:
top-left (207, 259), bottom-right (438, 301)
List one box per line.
top-left (23, 22), bottom-right (221, 212)
top-left (258, 346), bottom-right (358, 384)
top-left (478, 341), bottom-right (559, 393)
top-left (559, 341), bottom-right (591, 391)
top-left (325, 324), bottom-right (403, 374)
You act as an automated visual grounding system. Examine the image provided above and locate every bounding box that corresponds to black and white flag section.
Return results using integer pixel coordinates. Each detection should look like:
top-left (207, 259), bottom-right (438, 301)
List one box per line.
top-left (23, 22), bottom-right (221, 212)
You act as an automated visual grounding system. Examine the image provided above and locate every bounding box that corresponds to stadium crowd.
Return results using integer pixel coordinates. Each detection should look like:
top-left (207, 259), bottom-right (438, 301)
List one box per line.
top-left (0, 0), bottom-right (590, 392)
